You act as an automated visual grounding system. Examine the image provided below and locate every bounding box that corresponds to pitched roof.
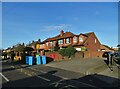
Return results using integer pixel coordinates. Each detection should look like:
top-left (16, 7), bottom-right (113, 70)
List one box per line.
top-left (84, 32), bottom-right (94, 36)
top-left (71, 32), bottom-right (94, 46)
top-left (42, 32), bottom-right (75, 43)
top-left (100, 44), bottom-right (113, 50)
top-left (40, 31), bottom-right (95, 45)
top-left (27, 41), bottom-right (41, 46)
top-left (83, 32), bottom-right (94, 45)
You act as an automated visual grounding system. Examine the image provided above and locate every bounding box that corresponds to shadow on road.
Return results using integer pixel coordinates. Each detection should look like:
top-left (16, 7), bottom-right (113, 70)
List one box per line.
top-left (2, 57), bottom-right (54, 72)
top-left (2, 70), bottom-right (120, 88)
top-left (46, 57), bottom-right (54, 64)
top-left (2, 61), bottom-right (30, 72)
top-left (104, 60), bottom-right (108, 66)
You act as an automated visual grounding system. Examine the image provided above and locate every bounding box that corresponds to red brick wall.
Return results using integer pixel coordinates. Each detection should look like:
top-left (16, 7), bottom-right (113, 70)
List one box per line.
top-left (83, 51), bottom-right (104, 58)
top-left (45, 52), bottom-right (62, 61)
top-left (75, 52), bottom-right (84, 59)
top-left (84, 33), bottom-right (101, 51)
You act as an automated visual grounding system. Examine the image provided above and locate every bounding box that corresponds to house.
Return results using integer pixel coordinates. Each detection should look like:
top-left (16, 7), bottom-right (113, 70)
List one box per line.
top-left (100, 44), bottom-right (114, 52)
top-left (27, 39), bottom-right (41, 52)
top-left (112, 47), bottom-right (119, 52)
top-left (36, 30), bottom-right (101, 55)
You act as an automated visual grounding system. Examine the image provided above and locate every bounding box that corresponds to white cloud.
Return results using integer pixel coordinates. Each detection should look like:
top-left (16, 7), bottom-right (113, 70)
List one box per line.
top-left (41, 24), bottom-right (72, 31)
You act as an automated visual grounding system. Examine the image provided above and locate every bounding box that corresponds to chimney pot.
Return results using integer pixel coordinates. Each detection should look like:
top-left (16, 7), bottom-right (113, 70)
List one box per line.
top-left (60, 30), bottom-right (64, 36)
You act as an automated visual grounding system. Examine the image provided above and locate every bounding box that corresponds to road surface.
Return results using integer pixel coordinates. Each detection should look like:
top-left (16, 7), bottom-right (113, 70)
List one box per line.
top-left (1, 59), bottom-right (120, 88)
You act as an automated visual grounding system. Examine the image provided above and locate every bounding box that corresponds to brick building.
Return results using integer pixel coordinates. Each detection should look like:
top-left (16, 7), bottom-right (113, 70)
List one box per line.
top-left (35, 30), bottom-right (101, 57)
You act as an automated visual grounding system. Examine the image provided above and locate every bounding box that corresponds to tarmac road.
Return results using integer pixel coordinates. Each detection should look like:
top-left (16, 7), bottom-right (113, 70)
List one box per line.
top-left (1, 59), bottom-right (120, 88)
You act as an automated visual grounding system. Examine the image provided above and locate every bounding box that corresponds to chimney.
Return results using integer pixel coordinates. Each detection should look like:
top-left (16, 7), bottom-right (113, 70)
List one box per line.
top-left (60, 30), bottom-right (64, 36)
top-left (38, 38), bottom-right (41, 43)
top-left (32, 40), bottom-right (34, 43)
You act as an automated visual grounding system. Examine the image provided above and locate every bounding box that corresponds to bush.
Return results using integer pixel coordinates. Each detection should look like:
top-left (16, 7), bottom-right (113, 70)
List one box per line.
top-left (2, 52), bottom-right (7, 56)
top-left (58, 48), bottom-right (66, 57)
top-left (58, 45), bottom-right (76, 58)
top-left (14, 44), bottom-right (25, 52)
top-left (54, 46), bottom-right (59, 51)
top-left (7, 52), bottom-right (11, 56)
top-left (66, 45), bottom-right (76, 58)
top-left (45, 50), bottom-right (49, 52)
top-left (54, 41), bottom-right (59, 51)
top-left (81, 47), bottom-right (87, 51)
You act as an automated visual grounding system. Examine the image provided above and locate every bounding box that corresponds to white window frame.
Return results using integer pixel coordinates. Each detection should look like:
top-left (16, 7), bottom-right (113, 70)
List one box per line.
top-left (75, 48), bottom-right (81, 51)
top-left (95, 39), bottom-right (97, 43)
top-left (66, 38), bottom-right (70, 44)
top-left (58, 39), bottom-right (63, 44)
top-left (73, 37), bottom-right (77, 42)
top-left (46, 42), bottom-right (48, 46)
top-left (50, 41), bottom-right (53, 46)
top-left (79, 37), bottom-right (83, 42)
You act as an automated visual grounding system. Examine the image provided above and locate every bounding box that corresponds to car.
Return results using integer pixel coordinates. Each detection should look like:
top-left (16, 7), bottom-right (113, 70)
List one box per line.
top-left (102, 52), bottom-right (113, 58)
top-left (113, 52), bottom-right (120, 64)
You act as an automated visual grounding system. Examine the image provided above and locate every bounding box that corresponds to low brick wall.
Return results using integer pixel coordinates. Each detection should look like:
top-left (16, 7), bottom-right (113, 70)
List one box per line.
top-left (83, 51), bottom-right (104, 58)
top-left (75, 52), bottom-right (84, 59)
top-left (45, 52), bottom-right (62, 61)
top-left (45, 51), bottom-right (104, 61)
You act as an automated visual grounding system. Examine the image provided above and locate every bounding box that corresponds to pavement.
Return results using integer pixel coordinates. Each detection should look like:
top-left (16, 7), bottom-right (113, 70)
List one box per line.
top-left (1, 58), bottom-right (120, 88)
top-left (46, 58), bottom-right (119, 78)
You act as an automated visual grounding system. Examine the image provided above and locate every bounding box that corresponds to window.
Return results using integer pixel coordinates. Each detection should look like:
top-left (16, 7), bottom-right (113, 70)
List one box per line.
top-left (46, 42), bottom-right (48, 46)
top-left (75, 48), bottom-right (81, 51)
top-left (40, 44), bottom-right (43, 48)
top-left (79, 37), bottom-right (83, 42)
top-left (43, 44), bottom-right (45, 48)
top-left (66, 38), bottom-right (70, 44)
top-left (73, 37), bottom-right (77, 42)
top-left (50, 41), bottom-right (53, 46)
top-left (32, 46), bottom-right (34, 49)
top-left (95, 39), bottom-right (97, 43)
top-left (58, 39), bottom-right (63, 44)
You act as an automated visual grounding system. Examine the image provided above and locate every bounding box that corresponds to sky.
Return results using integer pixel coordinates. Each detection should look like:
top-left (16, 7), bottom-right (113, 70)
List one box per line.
top-left (2, 2), bottom-right (118, 49)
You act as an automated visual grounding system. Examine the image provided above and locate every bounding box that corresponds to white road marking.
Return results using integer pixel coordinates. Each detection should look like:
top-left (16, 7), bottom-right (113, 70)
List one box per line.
top-left (50, 79), bottom-right (65, 87)
top-left (10, 66), bottom-right (15, 68)
top-left (20, 66), bottom-right (97, 88)
top-left (53, 74), bottom-right (68, 80)
top-left (60, 85), bottom-right (78, 89)
top-left (0, 73), bottom-right (9, 82)
top-left (28, 67), bottom-right (68, 79)
top-left (27, 67), bottom-right (47, 73)
top-left (37, 76), bottom-right (50, 82)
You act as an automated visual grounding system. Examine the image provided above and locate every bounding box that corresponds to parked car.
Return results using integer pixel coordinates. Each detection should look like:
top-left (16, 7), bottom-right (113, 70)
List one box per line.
top-left (102, 52), bottom-right (113, 58)
top-left (113, 52), bottom-right (120, 64)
